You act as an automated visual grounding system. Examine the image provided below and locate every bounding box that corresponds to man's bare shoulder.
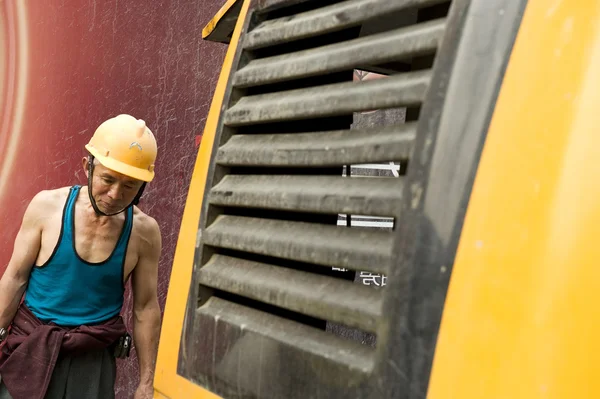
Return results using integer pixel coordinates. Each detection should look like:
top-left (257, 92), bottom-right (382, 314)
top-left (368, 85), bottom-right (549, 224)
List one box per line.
top-left (27, 187), bottom-right (71, 213)
top-left (19, 187), bottom-right (71, 228)
top-left (132, 207), bottom-right (161, 245)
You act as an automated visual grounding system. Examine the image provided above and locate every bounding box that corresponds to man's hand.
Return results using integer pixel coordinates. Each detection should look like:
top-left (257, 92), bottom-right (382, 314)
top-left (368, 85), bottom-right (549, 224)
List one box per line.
top-left (133, 384), bottom-right (154, 399)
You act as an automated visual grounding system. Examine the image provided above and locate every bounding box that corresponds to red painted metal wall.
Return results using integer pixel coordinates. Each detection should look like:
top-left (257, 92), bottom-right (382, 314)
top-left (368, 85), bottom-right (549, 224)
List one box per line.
top-left (0, 1), bottom-right (227, 397)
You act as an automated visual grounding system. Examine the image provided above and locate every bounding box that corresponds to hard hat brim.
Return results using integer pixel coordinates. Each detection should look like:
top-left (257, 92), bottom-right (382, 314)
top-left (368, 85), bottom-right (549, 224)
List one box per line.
top-left (86, 145), bottom-right (154, 182)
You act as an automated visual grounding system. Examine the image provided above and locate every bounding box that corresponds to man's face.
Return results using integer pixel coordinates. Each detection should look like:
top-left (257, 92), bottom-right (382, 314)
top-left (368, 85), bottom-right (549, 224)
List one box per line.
top-left (84, 158), bottom-right (143, 214)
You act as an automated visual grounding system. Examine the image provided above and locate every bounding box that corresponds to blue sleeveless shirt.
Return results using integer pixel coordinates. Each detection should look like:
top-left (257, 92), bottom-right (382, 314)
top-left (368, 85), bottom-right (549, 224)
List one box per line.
top-left (24, 185), bottom-right (133, 327)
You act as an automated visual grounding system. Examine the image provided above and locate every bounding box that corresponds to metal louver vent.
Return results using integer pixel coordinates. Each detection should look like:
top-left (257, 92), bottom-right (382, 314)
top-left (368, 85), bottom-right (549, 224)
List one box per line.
top-left (184, 0), bottom-right (454, 397)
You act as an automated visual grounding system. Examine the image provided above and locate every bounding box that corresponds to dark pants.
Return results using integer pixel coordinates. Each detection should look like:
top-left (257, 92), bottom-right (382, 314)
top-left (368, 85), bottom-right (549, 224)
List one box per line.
top-left (0, 349), bottom-right (115, 399)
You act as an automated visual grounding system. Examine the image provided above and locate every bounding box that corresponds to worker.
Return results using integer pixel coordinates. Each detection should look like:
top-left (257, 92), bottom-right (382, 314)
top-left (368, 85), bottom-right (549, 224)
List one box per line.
top-left (0, 114), bottom-right (163, 399)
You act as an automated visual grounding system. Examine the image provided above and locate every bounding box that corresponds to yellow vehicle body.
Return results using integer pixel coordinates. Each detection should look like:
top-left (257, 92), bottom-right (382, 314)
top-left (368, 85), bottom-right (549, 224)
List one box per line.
top-left (430, 1), bottom-right (600, 397)
top-left (154, 0), bottom-right (600, 398)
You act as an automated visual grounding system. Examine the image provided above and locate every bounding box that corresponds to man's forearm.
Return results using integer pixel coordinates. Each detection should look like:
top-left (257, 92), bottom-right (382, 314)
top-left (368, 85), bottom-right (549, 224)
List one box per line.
top-left (0, 275), bottom-right (27, 328)
top-left (133, 303), bottom-right (162, 387)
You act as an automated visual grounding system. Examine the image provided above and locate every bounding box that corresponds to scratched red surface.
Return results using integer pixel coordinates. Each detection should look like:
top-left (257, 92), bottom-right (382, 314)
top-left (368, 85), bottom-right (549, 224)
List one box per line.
top-left (0, 1), bottom-right (227, 397)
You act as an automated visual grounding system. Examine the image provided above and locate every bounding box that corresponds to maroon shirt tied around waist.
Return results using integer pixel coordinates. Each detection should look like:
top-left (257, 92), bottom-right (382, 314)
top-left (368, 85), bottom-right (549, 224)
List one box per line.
top-left (0, 304), bottom-right (126, 399)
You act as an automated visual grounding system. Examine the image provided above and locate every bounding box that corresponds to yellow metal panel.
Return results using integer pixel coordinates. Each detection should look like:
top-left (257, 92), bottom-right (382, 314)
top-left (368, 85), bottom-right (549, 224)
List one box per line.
top-left (202, 0), bottom-right (242, 41)
top-left (153, 0), bottom-right (251, 398)
top-left (428, 1), bottom-right (600, 398)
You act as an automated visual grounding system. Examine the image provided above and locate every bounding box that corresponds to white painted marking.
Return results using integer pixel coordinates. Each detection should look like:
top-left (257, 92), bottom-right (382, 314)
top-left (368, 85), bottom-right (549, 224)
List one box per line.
top-left (390, 161), bottom-right (400, 177)
top-left (337, 220), bottom-right (394, 228)
top-left (339, 215), bottom-right (393, 221)
top-left (351, 164), bottom-right (400, 171)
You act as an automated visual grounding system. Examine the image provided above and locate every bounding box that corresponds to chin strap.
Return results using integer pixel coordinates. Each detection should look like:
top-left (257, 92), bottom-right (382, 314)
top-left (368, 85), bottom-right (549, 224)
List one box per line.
top-left (87, 155), bottom-right (146, 217)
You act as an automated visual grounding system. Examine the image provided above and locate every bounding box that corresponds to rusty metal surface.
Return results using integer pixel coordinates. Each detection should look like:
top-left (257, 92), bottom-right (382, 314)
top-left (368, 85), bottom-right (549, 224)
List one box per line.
top-left (190, 297), bottom-right (375, 398)
top-left (235, 18), bottom-right (445, 87)
top-left (217, 123), bottom-right (416, 167)
top-left (198, 254), bottom-right (383, 331)
top-left (225, 70), bottom-right (431, 126)
top-left (209, 175), bottom-right (403, 216)
top-left (203, 215), bottom-right (393, 274)
top-left (246, 0), bottom-right (448, 50)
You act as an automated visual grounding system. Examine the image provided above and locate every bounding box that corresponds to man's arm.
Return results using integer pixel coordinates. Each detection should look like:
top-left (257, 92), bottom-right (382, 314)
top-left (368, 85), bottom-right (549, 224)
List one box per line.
top-left (131, 216), bottom-right (162, 397)
top-left (0, 193), bottom-right (45, 329)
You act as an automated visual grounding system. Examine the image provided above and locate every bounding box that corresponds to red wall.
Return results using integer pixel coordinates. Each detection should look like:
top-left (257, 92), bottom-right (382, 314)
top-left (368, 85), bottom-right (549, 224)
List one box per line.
top-left (0, 1), bottom-right (227, 397)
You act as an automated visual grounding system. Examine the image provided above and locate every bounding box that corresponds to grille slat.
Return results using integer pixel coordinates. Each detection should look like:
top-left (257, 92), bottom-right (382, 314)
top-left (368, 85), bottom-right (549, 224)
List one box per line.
top-left (217, 123), bottom-right (416, 167)
top-left (247, 0), bottom-right (449, 50)
top-left (203, 215), bottom-right (392, 275)
top-left (224, 70), bottom-right (431, 126)
top-left (197, 297), bottom-right (376, 373)
top-left (235, 19), bottom-right (445, 88)
top-left (199, 254), bottom-right (382, 332)
top-left (209, 175), bottom-right (403, 217)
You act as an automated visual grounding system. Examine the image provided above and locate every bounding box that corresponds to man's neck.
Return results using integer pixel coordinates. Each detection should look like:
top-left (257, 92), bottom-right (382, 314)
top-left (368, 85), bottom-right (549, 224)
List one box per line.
top-left (79, 186), bottom-right (118, 224)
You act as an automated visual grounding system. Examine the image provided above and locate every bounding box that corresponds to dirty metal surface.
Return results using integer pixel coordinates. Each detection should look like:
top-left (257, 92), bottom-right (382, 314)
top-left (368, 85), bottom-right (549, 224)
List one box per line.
top-left (216, 123), bottom-right (416, 167)
top-left (235, 18), bottom-right (445, 87)
top-left (203, 215), bottom-right (393, 275)
top-left (209, 175), bottom-right (404, 216)
top-left (190, 297), bottom-right (375, 398)
top-left (254, 0), bottom-right (316, 14)
top-left (246, 0), bottom-right (448, 50)
top-left (176, 0), bottom-right (484, 397)
top-left (225, 70), bottom-right (431, 126)
top-left (198, 254), bottom-right (383, 331)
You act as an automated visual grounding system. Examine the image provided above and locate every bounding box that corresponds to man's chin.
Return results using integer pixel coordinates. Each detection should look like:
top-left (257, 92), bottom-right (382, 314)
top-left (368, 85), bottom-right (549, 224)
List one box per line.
top-left (98, 202), bottom-right (124, 214)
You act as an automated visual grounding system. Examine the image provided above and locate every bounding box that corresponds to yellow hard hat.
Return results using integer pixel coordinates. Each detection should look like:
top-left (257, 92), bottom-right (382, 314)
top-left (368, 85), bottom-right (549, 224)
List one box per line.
top-left (85, 114), bottom-right (157, 182)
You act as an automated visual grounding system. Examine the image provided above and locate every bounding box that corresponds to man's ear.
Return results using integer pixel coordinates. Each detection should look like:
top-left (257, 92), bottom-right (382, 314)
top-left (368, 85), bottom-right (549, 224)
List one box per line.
top-left (82, 157), bottom-right (90, 178)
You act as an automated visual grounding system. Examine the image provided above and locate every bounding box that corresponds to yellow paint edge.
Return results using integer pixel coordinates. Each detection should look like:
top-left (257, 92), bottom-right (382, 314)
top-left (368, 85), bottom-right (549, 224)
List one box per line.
top-left (202, 0), bottom-right (242, 40)
top-left (153, 1), bottom-right (251, 397)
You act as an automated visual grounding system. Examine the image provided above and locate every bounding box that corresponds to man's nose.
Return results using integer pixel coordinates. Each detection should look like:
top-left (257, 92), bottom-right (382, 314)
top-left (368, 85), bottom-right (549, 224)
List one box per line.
top-left (107, 184), bottom-right (123, 200)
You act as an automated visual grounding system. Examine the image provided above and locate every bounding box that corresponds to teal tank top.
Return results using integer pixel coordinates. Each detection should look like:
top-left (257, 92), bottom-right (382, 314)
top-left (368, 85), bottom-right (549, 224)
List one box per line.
top-left (24, 185), bottom-right (133, 327)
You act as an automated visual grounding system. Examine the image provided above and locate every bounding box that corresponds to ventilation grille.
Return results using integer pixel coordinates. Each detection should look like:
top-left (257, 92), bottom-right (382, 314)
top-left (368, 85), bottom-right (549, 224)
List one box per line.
top-left (190, 0), bottom-right (453, 396)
